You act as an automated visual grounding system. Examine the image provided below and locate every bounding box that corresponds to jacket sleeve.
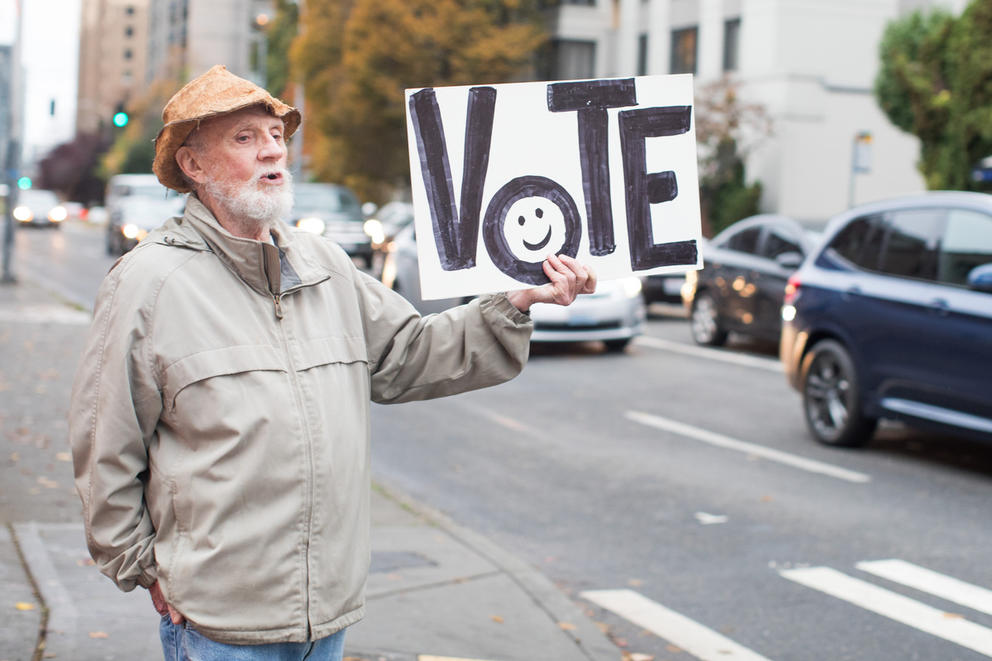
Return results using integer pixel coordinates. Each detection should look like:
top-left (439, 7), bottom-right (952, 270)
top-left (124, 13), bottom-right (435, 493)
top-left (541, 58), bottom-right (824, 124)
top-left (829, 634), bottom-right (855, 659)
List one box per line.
top-left (69, 262), bottom-right (163, 592)
top-left (355, 271), bottom-right (534, 404)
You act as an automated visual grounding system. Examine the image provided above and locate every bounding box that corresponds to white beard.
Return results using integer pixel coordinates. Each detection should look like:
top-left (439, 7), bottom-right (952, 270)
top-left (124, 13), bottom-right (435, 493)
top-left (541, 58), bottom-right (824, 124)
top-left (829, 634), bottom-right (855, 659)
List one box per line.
top-left (203, 169), bottom-right (294, 236)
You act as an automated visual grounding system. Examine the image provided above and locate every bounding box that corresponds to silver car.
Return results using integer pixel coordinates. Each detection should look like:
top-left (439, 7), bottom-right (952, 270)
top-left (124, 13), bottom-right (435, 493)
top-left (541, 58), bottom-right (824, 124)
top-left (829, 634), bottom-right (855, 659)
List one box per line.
top-left (381, 223), bottom-right (646, 351)
top-left (529, 277), bottom-right (645, 351)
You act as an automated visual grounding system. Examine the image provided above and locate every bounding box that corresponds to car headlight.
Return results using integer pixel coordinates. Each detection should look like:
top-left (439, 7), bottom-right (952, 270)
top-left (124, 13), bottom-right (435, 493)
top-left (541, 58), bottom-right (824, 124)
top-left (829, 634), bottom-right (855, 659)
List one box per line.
top-left (363, 219), bottom-right (385, 245)
top-left (122, 223), bottom-right (141, 239)
top-left (49, 205), bottom-right (67, 222)
top-left (296, 217), bottom-right (326, 235)
top-left (621, 276), bottom-right (643, 298)
top-left (13, 205), bottom-right (32, 222)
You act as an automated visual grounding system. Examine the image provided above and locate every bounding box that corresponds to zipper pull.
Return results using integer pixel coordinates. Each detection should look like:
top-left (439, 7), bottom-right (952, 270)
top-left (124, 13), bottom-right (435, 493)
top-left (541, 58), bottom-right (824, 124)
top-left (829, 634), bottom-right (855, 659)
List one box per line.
top-left (273, 295), bottom-right (284, 320)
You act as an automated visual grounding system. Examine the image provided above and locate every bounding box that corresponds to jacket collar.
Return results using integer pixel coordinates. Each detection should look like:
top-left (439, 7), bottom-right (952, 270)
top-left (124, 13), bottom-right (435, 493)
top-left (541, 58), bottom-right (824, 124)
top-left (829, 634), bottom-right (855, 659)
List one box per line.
top-left (155, 195), bottom-right (328, 296)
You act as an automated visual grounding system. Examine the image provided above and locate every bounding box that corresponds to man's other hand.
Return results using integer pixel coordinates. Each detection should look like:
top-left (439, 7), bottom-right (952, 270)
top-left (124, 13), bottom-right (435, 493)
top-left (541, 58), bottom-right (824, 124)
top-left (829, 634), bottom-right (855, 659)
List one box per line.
top-left (149, 580), bottom-right (186, 625)
top-left (507, 253), bottom-right (597, 313)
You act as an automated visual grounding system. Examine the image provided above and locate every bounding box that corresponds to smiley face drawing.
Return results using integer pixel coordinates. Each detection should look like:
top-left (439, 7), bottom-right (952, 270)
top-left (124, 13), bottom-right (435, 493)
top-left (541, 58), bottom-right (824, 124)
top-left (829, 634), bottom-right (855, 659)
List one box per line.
top-left (483, 175), bottom-right (582, 285)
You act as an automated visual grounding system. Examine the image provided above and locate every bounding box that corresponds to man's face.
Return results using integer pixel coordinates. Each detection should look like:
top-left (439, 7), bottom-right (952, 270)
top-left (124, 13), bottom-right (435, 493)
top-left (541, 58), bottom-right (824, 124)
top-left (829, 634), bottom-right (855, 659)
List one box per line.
top-left (180, 106), bottom-right (293, 234)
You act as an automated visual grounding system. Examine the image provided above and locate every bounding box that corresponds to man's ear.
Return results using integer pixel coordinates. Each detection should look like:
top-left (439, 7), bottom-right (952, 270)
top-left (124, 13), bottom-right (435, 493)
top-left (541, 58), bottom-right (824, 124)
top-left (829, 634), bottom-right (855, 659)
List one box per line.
top-left (175, 146), bottom-right (206, 185)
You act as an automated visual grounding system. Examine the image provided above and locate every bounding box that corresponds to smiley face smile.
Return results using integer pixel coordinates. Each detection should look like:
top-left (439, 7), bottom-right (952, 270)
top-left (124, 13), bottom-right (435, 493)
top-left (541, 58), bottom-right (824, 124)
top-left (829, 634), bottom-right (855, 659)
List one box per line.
top-left (522, 223), bottom-right (553, 251)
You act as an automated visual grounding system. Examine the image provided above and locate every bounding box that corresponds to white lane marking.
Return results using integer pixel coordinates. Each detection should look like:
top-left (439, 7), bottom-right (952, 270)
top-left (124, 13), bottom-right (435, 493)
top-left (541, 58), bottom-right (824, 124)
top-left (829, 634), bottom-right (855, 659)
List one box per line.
top-left (459, 403), bottom-right (542, 438)
top-left (626, 410), bottom-right (871, 484)
top-left (781, 567), bottom-right (992, 657)
top-left (694, 512), bottom-right (729, 525)
top-left (858, 559), bottom-right (992, 617)
top-left (581, 589), bottom-right (775, 661)
top-left (634, 335), bottom-right (783, 372)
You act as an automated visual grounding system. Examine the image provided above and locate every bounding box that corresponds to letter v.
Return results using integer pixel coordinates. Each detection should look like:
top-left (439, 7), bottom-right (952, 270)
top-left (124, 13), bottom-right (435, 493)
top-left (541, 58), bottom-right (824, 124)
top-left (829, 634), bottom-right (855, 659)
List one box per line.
top-left (409, 87), bottom-right (496, 270)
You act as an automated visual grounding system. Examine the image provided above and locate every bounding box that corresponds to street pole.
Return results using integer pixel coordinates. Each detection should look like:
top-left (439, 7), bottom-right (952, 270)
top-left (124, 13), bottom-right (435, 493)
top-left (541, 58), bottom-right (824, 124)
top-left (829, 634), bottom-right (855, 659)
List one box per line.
top-left (1, 139), bottom-right (17, 284)
top-left (1, 0), bottom-right (23, 284)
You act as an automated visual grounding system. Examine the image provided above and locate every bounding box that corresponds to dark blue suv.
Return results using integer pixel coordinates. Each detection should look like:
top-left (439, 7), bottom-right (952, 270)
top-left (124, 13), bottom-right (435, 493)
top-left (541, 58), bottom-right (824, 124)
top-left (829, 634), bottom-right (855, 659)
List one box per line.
top-left (780, 192), bottom-right (992, 446)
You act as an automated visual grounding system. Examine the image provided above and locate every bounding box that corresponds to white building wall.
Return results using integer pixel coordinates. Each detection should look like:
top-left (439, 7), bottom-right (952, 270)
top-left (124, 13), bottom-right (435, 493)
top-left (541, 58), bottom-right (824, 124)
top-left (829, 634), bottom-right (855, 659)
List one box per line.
top-left (545, 0), bottom-right (969, 226)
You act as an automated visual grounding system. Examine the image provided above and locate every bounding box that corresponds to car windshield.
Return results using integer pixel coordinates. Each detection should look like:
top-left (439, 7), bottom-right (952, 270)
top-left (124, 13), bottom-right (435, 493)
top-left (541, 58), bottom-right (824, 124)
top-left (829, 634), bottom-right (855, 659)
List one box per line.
top-left (19, 190), bottom-right (59, 207)
top-left (294, 185), bottom-right (361, 214)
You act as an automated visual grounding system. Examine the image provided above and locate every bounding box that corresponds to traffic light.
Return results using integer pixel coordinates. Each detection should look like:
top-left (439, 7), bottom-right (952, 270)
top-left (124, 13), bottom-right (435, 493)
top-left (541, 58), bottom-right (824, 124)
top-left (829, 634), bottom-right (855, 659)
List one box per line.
top-left (16, 176), bottom-right (31, 190)
top-left (112, 102), bottom-right (129, 128)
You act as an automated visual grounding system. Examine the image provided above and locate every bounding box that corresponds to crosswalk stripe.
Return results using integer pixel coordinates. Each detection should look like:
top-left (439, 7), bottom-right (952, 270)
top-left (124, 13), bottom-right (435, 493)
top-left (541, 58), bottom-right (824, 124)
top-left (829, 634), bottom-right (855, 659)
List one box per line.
top-left (581, 589), bottom-right (775, 661)
top-left (625, 410), bottom-right (871, 483)
top-left (781, 566), bottom-right (992, 657)
top-left (857, 559), bottom-right (992, 617)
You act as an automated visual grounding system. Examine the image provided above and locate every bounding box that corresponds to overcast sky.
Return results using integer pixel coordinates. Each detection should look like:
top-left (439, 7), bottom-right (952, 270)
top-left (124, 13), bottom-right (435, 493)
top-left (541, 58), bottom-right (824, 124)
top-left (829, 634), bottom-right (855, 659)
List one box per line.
top-left (2, 0), bottom-right (82, 164)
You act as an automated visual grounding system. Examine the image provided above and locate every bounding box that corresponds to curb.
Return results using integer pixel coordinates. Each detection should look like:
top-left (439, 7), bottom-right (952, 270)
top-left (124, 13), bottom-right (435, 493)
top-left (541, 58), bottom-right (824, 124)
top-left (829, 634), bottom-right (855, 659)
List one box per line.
top-left (372, 482), bottom-right (618, 661)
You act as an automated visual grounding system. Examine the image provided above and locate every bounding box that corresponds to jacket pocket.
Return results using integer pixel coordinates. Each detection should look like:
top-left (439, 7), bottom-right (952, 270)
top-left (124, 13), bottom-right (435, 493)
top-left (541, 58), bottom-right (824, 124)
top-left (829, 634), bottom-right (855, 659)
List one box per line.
top-left (295, 335), bottom-right (369, 371)
top-left (162, 345), bottom-right (286, 411)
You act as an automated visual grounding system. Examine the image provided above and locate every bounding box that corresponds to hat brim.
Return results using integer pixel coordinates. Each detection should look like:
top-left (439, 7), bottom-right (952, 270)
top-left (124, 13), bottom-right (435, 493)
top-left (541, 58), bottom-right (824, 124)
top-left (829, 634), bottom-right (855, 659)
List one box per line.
top-left (153, 102), bottom-right (300, 193)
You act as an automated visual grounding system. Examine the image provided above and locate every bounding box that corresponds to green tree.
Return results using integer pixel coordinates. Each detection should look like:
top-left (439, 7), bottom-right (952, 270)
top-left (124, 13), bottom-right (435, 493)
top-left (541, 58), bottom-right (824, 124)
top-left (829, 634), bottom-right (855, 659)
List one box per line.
top-left (266, 0), bottom-right (299, 98)
top-left (291, 0), bottom-right (547, 202)
top-left (695, 77), bottom-right (771, 236)
top-left (875, 0), bottom-right (992, 191)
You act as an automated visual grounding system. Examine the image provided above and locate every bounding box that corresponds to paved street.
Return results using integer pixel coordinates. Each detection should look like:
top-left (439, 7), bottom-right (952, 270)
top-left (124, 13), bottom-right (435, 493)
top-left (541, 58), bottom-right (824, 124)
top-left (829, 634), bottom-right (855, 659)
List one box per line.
top-left (4, 220), bottom-right (992, 661)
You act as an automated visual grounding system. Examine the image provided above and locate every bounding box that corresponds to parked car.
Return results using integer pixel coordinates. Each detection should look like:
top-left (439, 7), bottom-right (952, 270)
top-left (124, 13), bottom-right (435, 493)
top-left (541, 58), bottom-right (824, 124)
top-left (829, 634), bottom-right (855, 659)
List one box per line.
top-left (382, 222), bottom-right (645, 350)
top-left (380, 222), bottom-right (472, 314)
top-left (682, 214), bottom-right (819, 346)
top-left (290, 183), bottom-right (373, 269)
top-left (12, 189), bottom-right (66, 228)
top-left (780, 191), bottom-right (992, 447)
top-left (105, 174), bottom-right (182, 255)
top-left (107, 195), bottom-right (186, 255)
top-left (530, 277), bottom-right (645, 351)
top-left (642, 267), bottom-right (693, 306)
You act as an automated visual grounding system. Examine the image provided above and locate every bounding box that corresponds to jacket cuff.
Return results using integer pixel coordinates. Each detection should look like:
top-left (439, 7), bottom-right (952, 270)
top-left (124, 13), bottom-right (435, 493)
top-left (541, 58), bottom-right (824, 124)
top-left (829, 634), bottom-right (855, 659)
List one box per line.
top-left (483, 292), bottom-right (533, 327)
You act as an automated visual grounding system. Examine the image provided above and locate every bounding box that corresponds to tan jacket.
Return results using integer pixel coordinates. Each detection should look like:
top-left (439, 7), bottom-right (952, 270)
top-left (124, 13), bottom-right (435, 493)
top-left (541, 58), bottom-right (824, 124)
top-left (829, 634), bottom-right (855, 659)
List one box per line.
top-left (69, 196), bottom-right (532, 644)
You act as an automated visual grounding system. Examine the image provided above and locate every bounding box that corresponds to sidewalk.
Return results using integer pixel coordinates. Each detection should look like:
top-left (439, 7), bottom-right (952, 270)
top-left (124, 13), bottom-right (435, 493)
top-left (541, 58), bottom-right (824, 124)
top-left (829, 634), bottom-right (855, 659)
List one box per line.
top-left (0, 275), bottom-right (617, 661)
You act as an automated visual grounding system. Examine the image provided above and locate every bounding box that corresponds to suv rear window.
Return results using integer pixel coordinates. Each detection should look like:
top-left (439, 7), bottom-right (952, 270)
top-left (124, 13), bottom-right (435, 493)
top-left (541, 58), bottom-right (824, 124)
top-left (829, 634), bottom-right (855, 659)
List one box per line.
top-left (877, 209), bottom-right (943, 281)
top-left (827, 215), bottom-right (882, 268)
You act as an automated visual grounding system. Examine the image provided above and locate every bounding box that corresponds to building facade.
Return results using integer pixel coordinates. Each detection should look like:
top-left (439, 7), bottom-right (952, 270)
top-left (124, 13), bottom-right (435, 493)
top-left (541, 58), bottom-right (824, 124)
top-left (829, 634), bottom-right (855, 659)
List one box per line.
top-left (146, 0), bottom-right (272, 86)
top-left (77, 0), bottom-right (150, 136)
top-left (542, 0), bottom-right (968, 225)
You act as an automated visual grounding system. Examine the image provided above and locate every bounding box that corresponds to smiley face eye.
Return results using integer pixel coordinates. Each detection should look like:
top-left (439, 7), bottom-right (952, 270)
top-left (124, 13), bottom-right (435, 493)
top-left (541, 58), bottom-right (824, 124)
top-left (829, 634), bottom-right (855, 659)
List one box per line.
top-left (536, 208), bottom-right (544, 218)
top-left (518, 215), bottom-right (526, 226)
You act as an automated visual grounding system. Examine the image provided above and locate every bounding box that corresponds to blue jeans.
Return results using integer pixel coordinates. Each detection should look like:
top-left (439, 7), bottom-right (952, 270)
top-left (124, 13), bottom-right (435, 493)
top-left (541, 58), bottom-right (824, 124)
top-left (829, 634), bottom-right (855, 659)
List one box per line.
top-left (159, 616), bottom-right (346, 661)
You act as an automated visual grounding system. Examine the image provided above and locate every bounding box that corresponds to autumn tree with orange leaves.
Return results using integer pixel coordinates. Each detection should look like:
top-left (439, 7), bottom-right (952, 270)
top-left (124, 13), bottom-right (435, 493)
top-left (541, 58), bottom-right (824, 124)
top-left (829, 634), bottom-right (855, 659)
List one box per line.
top-left (291, 0), bottom-right (547, 203)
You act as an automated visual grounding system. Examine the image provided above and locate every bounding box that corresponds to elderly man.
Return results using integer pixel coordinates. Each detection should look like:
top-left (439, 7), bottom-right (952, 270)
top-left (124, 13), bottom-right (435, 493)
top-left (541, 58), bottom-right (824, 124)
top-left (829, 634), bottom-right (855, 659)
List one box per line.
top-left (69, 65), bottom-right (594, 661)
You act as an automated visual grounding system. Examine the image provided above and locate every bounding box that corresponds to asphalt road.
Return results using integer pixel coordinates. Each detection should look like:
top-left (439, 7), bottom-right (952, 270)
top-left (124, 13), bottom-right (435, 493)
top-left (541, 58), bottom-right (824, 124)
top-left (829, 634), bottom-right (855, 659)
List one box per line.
top-left (11, 220), bottom-right (992, 661)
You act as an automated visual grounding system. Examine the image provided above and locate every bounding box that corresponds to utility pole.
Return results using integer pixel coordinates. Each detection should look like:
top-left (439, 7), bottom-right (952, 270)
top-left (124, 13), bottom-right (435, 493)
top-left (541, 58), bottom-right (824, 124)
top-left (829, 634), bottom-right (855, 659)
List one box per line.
top-left (1, 2), bottom-right (22, 284)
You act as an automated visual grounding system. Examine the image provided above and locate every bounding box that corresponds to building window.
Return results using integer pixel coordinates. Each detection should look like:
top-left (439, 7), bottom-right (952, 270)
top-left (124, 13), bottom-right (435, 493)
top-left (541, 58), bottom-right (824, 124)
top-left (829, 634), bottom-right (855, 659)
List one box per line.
top-left (670, 27), bottom-right (697, 74)
top-left (540, 39), bottom-right (596, 80)
top-left (125, 26), bottom-right (133, 38)
top-left (125, 5), bottom-right (134, 15)
top-left (637, 33), bottom-right (648, 76)
top-left (723, 18), bottom-right (740, 72)
top-left (124, 48), bottom-right (133, 60)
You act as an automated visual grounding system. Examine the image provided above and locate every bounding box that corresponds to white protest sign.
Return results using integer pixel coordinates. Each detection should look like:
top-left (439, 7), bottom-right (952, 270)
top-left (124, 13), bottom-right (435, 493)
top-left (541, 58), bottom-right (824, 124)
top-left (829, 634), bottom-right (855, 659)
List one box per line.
top-left (405, 74), bottom-right (702, 300)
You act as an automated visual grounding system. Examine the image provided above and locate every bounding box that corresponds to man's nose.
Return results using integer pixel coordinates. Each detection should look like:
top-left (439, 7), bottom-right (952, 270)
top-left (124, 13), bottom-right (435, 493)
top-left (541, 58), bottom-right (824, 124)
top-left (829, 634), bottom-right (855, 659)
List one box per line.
top-left (259, 134), bottom-right (286, 160)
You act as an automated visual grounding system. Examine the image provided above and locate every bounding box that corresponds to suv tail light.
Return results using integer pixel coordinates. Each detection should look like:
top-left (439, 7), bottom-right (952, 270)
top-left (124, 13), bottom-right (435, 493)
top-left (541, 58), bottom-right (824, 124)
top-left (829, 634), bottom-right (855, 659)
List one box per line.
top-left (783, 274), bottom-right (801, 305)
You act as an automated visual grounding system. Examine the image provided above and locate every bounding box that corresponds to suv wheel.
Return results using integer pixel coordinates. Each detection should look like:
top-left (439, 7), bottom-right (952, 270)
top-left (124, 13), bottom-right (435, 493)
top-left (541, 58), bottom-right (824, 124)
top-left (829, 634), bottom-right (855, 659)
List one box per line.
top-left (690, 293), bottom-right (728, 346)
top-left (800, 339), bottom-right (877, 447)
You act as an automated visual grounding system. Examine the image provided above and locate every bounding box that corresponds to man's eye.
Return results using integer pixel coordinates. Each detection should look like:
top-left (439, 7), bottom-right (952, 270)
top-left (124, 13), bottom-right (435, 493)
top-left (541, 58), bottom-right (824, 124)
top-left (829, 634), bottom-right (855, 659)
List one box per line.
top-left (236, 134), bottom-right (251, 143)
top-left (271, 133), bottom-right (284, 142)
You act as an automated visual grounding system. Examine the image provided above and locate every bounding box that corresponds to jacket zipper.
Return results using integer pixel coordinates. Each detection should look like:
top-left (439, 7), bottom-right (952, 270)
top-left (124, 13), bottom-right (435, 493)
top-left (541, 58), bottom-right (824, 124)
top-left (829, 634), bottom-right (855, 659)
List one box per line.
top-left (272, 291), bottom-right (316, 639)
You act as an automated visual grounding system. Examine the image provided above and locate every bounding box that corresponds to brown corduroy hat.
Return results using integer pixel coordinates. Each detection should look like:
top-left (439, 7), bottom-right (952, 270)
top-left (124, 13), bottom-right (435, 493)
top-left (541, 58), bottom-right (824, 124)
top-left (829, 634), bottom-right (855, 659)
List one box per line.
top-left (152, 65), bottom-right (301, 192)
